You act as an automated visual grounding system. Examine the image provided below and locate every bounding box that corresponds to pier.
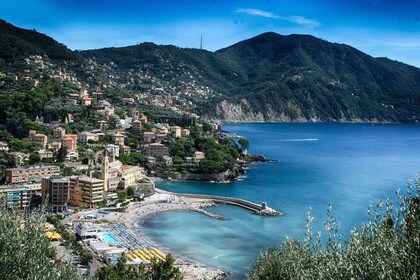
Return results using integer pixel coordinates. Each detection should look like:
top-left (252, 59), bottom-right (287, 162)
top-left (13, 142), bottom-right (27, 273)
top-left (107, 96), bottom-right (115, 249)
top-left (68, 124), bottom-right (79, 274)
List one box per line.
top-left (178, 193), bottom-right (281, 216)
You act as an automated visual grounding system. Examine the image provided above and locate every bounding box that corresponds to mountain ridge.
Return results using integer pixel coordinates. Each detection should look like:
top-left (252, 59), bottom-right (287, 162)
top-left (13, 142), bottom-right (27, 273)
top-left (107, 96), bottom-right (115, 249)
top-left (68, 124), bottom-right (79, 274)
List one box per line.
top-left (0, 19), bottom-right (419, 124)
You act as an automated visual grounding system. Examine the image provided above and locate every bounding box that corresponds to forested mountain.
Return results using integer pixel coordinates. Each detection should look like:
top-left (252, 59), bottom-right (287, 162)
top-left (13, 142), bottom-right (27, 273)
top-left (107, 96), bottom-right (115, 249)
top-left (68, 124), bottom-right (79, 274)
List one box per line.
top-left (79, 32), bottom-right (420, 123)
top-left (0, 19), bottom-right (78, 63)
top-left (213, 32), bottom-right (420, 122)
top-left (1, 19), bottom-right (419, 125)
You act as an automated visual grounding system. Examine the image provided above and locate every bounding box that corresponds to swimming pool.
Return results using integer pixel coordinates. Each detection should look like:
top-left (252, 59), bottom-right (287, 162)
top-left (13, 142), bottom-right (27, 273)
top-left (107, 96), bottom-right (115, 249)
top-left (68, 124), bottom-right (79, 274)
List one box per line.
top-left (102, 233), bottom-right (119, 244)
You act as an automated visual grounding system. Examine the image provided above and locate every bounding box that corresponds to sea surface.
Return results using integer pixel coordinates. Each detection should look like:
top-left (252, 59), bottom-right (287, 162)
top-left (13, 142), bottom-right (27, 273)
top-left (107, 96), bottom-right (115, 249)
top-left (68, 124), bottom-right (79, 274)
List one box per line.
top-left (141, 123), bottom-right (420, 279)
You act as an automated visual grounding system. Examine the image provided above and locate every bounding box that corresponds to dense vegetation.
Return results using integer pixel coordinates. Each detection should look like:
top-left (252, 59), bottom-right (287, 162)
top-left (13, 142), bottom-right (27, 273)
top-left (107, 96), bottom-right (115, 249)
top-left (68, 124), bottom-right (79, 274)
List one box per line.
top-left (166, 134), bottom-right (240, 174)
top-left (81, 32), bottom-right (420, 123)
top-left (0, 203), bottom-right (83, 280)
top-left (0, 202), bottom-right (183, 280)
top-left (95, 254), bottom-right (182, 280)
top-left (0, 19), bottom-right (77, 63)
top-left (215, 32), bottom-right (420, 122)
top-left (247, 178), bottom-right (420, 279)
top-left (1, 19), bottom-right (419, 124)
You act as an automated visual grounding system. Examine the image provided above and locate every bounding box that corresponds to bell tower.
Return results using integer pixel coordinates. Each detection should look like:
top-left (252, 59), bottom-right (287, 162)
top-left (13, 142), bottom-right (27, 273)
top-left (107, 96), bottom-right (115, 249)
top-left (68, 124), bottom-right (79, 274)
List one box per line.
top-left (101, 149), bottom-right (110, 192)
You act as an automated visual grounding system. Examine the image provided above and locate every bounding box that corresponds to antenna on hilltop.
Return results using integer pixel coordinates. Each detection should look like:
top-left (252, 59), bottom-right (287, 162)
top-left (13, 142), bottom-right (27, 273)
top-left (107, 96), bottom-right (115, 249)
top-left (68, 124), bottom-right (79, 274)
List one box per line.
top-left (200, 35), bottom-right (203, 50)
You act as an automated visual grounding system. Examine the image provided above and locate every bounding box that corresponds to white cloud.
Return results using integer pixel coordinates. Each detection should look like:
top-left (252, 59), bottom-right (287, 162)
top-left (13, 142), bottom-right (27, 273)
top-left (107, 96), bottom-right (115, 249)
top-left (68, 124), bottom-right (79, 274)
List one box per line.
top-left (236, 8), bottom-right (279, 19)
top-left (236, 8), bottom-right (320, 28)
top-left (287, 16), bottom-right (320, 28)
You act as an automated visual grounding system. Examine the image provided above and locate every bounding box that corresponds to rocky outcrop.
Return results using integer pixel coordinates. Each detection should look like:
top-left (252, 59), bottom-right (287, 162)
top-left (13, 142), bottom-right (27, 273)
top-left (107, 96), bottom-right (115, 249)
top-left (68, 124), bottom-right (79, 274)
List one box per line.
top-left (214, 98), bottom-right (398, 123)
top-left (156, 170), bottom-right (237, 182)
top-left (215, 99), bottom-right (309, 123)
top-left (239, 154), bottom-right (277, 164)
top-left (215, 99), bottom-right (265, 122)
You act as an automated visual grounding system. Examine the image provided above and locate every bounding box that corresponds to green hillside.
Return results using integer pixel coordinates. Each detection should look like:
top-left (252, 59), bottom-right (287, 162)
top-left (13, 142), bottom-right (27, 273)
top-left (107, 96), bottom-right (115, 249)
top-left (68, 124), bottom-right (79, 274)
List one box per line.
top-left (81, 32), bottom-right (420, 123)
top-left (0, 19), bottom-right (77, 63)
top-left (214, 32), bottom-right (420, 122)
top-left (0, 19), bottom-right (419, 124)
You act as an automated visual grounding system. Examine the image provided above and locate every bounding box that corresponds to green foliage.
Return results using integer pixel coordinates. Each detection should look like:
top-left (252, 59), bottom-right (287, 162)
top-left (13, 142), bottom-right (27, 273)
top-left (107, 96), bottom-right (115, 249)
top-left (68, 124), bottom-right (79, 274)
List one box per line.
top-left (94, 254), bottom-right (182, 280)
top-left (116, 190), bottom-right (128, 202)
top-left (95, 255), bottom-right (147, 280)
top-left (47, 215), bottom-right (93, 266)
top-left (238, 137), bottom-right (250, 151)
top-left (0, 82), bottom-right (67, 138)
top-left (142, 122), bottom-right (153, 132)
top-left (195, 137), bottom-right (239, 173)
top-left (0, 205), bottom-right (83, 280)
top-left (79, 249), bottom-right (94, 265)
top-left (168, 138), bottom-right (195, 159)
top-left (127, 186), bottom-right (136, 196)
top-left (119, 152), bottom-right (145, 166)
top-left (149, 254), bottom-right (183, 280)
top-left (0, 19), bottom-right (77, 62)
top-left (166, 134), bottom-right (240, 174)
top-left (80, 32), bottom-right (420, 123)
top-left (56, 146), bottom-right (68, 163)
top-left (29, 152), bottom-right (41, 164)
top-left (247, 178), bottom-right (420, 280)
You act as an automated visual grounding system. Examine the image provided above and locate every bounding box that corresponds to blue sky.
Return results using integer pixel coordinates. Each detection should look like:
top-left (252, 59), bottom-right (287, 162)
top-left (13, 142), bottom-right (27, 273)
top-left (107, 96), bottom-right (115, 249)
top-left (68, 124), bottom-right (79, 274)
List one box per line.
top-left (0, 0), bottom-right (419, 67)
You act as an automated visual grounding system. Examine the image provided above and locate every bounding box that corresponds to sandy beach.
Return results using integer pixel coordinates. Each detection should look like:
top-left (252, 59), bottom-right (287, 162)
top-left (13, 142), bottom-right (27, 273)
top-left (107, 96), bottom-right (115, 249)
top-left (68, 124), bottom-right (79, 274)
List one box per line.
top-left (105, 191), bottom-right (229, 280)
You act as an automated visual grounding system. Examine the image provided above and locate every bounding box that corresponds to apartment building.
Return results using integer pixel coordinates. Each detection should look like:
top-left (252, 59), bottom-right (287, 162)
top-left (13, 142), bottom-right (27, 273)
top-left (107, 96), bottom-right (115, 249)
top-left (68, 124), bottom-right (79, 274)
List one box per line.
top-left (29, 130), bottom-right (48, 148)
top-left (69, 176), bottom-right (104, 207)
top-left (132, 119), bottom-right (142, 131)
top-left (5, 165), bottom-right (60, 184)
top-left (0, 184), bottom-right (41, 210)
top-left (41, 176), bottom-right (70, 213)
top-left (62, 134), bottom-right (78, 151)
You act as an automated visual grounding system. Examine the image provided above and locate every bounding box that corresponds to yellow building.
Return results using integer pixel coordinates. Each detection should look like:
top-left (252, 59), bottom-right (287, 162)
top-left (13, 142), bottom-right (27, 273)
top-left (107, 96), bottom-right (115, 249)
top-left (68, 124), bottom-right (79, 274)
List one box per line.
top-left (181, 129), bottom-right (190, 137)
top-left (170, 126), bottom-right (181, 138)
top-left (69, 176), bottom-right (104, 207)
top-left (28, 130), bottom-right (48, 149)
top-left (99, 149), bottom-right (145, 191)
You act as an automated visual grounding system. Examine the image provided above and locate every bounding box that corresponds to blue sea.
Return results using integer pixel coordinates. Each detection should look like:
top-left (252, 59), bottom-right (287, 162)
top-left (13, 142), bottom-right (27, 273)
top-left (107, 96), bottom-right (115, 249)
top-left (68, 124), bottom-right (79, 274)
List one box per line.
top-left (141, 123), bottom-right (420, 279)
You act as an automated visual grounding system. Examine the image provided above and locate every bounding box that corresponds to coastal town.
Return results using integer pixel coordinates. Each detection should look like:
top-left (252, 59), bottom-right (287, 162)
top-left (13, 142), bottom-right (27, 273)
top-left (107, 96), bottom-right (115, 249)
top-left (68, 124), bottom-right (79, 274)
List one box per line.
top-left (1, 1), bottom-right (420, 279)
top-left (0, 74), bottom-right (279, 279)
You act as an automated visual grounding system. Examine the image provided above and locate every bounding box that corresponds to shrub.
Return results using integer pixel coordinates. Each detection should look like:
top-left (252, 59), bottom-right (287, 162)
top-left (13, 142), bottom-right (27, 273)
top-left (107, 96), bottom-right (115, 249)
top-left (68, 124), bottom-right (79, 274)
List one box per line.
top-left (0, 204), bottom-right (83, 280)
top-left (247, 177), bottom-right (420, 280)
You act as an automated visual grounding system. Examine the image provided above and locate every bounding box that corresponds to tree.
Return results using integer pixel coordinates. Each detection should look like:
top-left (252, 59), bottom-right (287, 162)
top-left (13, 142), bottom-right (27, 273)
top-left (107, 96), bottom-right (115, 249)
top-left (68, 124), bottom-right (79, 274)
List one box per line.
top-left (109, 117), bottom-right (117, 129)
top-left (127, 186), bottom-right (136, 197)
top-left (0, 204), bottom-right (83, 280)
top-left (119, 152), bottom-right (145, 166)
top-left (29, 152), bottom-right (41, 164)
top-left (238, 137), bottom-right (250, 151)
top-left (80, 249), bottom-right (93, 265)
top-left (94, 254), bottom-right (182, 280)
top-left (247, 178), bottom-right (420, 280)
top-left (116, 190), bottom-right (127, 202)
top-left (56, 146), bottom-right (68, 162)
top-left (95, 255), bottom-right (147, 280)
top-left (149, 254), bottom-right (183, 280)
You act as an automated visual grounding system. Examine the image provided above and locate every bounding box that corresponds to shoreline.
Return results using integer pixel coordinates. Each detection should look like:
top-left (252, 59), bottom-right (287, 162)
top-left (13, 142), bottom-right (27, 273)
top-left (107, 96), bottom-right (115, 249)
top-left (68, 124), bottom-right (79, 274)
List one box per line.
top-left (220, 120), bottom-right (414, 125)
top-left (105, 192), bottom-right (230, 279)
top-left (148, 153), bottom-right (276, 184)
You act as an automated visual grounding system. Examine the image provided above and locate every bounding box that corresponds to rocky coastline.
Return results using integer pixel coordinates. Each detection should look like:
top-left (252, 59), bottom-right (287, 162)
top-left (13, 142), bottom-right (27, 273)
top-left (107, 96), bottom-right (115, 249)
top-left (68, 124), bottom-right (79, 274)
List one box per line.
top-left (154, 153), bottom-right (276, 183)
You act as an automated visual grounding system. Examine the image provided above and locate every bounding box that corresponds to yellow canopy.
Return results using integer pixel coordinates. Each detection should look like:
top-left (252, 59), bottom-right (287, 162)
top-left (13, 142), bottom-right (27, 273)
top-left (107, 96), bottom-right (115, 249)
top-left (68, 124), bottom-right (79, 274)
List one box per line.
top-left (45, 231), bottom-right (61, 240)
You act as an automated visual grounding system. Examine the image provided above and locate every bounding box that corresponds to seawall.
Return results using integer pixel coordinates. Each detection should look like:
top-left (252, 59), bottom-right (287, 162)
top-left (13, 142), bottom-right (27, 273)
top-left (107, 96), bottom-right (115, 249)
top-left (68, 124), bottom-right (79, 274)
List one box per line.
top-left (156, 189), bottom-right (281, 216)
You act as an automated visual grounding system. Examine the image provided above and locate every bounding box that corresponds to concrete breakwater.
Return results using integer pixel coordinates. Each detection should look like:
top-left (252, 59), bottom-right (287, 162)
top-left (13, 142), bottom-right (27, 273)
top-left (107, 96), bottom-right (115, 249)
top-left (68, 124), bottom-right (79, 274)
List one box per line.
top-left (191, 207), bottom-right (227, 220)
top-left (178, 193), bottom-right (282, 216)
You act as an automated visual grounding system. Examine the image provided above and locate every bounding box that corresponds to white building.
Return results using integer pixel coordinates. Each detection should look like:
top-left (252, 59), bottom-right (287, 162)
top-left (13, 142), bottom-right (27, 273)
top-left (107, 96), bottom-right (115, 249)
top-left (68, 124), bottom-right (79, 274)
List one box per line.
top-left (0, 141), bottom-right (9, 152)
top-left (75, 222), bottom-right (104, 239)
top-left (78, 132), bottom-right (99, 143)
top-left (105, 144), bottom-right (120, 161)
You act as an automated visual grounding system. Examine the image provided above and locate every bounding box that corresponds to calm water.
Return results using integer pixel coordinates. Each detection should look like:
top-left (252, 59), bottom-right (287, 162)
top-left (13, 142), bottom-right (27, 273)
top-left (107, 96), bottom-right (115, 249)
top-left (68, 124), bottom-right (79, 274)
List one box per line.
top-left (141, 123), bottom-right (420, 278)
